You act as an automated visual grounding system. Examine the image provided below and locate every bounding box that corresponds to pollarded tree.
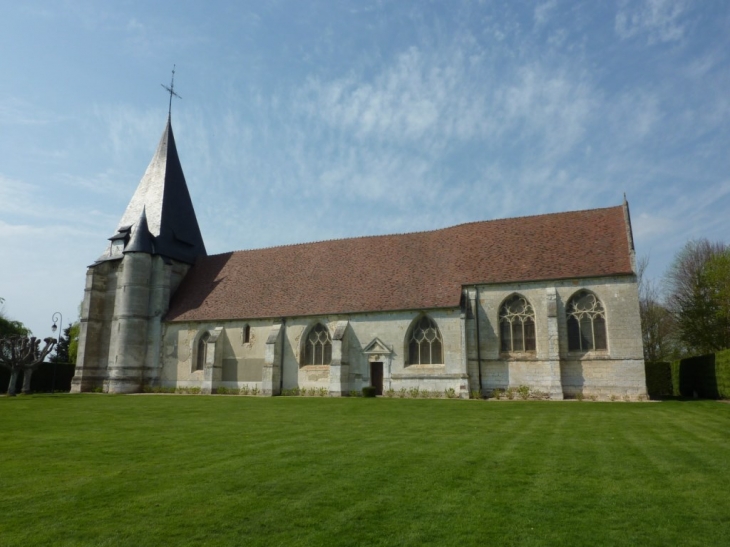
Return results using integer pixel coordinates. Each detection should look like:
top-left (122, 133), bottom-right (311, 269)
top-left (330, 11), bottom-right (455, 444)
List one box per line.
top-left (665, 240), bottom-right (730, 355)
top-left (0, 336), bottom-right (56, 396)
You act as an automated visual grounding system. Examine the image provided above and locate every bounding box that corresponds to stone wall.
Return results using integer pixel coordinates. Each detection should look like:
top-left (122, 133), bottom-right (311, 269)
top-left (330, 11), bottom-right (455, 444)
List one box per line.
top-left (465, 274), bottom-right (646, 398)
top-left (160, 274), bottom-right (646, 399)
top-left (71, 255), bottom-right (190, 393)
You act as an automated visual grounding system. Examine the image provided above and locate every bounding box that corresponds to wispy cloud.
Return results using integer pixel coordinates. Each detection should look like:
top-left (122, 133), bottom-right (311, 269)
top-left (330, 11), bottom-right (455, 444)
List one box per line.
top-left (0, 97), bottom-right (67, 126)
top-left (615, 0), bottom-right (689, 44)
top-left (534, 0), bottom-right (558, 28)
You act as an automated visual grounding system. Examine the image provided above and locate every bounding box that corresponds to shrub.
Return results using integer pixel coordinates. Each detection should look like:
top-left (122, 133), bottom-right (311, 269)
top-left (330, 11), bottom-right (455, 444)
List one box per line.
top-left (491, 389), bottom-right (503, 400)
top-left (575, 392), bottom-right (584, 402)
top-left (517, 385), bottom-right (530, 400)
top-left (318, 387), bottom-right (328, 397)
top-left (420, 389), bottom-right (432, 399)
top-left (408, 387), bottom-right (420, 398)
top-left (469, 390), bottom-right (482, 400)
top-left (250, 386), bottom-right (260, 396)
top-left (398, 388), bottom-right (407, 398)
top-left (506, 387), bottom-right (516, 400)
top-left (362, 386), bottom-right (377, 398)
top-left (385, 389), bottom-right (395, 398)
top-left (175, 386), bottom-right (201, 395)
top-left (644, 361), bottom-right (673, 398)
top-left (216, 387), bottom-right (236, 395)
top-left (240, 385), bottom-right (250, 395)
top-left (444, 387), bottom-right (457, 399)
top-left (348, 390), bottom-right (360, 397)
top-left (143, 385), bottom-right (176, 394)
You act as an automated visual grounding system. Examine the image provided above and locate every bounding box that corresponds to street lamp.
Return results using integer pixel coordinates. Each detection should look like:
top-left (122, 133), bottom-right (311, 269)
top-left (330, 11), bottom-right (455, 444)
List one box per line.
top-left (51, 312), bottom-right (62, 394)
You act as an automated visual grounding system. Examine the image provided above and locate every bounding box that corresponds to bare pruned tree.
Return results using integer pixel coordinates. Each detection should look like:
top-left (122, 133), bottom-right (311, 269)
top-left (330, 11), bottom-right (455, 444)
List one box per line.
top-left (637, 256), bottom-right (677, 361)
top-left (0, 336), bottom-right (56, 396)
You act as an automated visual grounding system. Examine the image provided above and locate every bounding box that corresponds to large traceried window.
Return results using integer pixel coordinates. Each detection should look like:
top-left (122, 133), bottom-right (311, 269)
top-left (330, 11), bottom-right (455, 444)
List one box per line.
top-left (304, 323), bottom-right (332, 366)
top-left (196, 332), bottom-right (210, 371)
top-left (567, 290), bottom-right (607, 351)
top-left (499, 294), bottom-right (536, 353)
top-left (408, 315), bottom-right (443, 365)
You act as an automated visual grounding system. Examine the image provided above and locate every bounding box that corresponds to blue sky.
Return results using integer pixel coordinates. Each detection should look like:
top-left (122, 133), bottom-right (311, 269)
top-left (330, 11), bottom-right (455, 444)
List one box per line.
top-left (1, 0), bottom-right (729, 338)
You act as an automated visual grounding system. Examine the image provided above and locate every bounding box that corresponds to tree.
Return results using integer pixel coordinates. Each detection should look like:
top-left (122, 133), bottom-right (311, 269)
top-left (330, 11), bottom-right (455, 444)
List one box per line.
top-left (703, 249), bottom-right (730, 349)
top-left (0, 297), bottom-right (30, 338)
top-left (50, 322), bottom-right (80, 364)
top-left (637, 257), bottom-right (677, 361)
top-left (0, 336), bottom-right (56, 396)
top-left (665, 240), bottom-right (730, 355)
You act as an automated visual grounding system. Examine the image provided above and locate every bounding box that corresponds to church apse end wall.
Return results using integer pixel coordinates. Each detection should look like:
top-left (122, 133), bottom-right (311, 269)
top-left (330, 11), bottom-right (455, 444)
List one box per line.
top-left (470, 276), bottom-right (646, 399)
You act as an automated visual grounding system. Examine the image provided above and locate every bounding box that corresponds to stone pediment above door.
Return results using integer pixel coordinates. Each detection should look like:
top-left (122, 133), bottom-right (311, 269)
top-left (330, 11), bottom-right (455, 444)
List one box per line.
top-left (362, 337), bottom-right (393, 360)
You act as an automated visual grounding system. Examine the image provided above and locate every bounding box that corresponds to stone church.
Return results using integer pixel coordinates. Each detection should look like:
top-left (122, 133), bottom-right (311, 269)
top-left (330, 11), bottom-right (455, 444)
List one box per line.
top-left (71, 116), bottom-right (647, 399)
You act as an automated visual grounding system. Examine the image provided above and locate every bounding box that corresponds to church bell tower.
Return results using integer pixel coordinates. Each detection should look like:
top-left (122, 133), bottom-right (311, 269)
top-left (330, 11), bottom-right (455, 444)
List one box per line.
top-left (71, 114), bottom-right (206, 393)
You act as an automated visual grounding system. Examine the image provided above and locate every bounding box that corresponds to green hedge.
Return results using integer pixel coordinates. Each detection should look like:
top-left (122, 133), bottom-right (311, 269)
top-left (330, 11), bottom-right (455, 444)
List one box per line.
top-left (644, 362), bottom-right (673, 399)
top-left (0, 362), bottom-right (76, 394)
top-left (664, 350), bottom-right (730, 399)
top-left (716, 349), bottom-right (730, 399)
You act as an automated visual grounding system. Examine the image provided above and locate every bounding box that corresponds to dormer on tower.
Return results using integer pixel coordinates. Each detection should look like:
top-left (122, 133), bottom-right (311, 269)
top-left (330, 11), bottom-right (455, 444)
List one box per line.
top-left (72, 116), bottom-right (205, 394)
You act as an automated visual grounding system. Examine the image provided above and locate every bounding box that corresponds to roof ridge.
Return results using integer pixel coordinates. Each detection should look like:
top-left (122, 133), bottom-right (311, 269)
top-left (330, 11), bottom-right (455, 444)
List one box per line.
top-left (203, 204), bottom-right (624, 258)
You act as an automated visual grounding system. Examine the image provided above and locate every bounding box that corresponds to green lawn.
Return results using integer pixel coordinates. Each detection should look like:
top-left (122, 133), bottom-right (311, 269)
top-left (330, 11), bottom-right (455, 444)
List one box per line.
top-left (1, 396), bottom-right (728, 546)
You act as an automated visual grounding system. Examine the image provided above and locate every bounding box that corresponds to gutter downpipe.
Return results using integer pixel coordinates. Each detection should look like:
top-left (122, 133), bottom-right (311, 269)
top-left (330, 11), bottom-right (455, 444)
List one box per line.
top-left (279, 318), bottom-right (286, 395)
top-left (474, 286), bottom-right (483, 396)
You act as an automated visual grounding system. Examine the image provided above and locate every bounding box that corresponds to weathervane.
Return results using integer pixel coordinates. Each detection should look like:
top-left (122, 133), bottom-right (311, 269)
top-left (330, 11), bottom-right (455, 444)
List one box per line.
top-left (161, 65), bottom-right (181, 116)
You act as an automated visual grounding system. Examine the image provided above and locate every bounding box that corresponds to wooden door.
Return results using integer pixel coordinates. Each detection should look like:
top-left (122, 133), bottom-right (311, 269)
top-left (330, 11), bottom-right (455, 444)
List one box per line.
top-left (370, 362), bottom-right (383, 395)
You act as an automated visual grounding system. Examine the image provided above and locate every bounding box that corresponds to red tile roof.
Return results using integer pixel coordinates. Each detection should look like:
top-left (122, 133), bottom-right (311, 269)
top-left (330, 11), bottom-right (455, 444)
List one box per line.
top-left (166, 205), bottom-right (634, 322)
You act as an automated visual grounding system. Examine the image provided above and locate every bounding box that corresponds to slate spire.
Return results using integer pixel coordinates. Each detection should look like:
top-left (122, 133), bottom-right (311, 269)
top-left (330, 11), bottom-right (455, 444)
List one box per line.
top-left (124, 207), bottom-right (154, 254)
top-left (100, 116), bottom-right (206, 264)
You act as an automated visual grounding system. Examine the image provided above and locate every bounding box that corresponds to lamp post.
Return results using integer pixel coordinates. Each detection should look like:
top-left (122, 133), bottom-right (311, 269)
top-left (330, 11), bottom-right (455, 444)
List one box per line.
top-left (51, 312), bottom-right (62, 394)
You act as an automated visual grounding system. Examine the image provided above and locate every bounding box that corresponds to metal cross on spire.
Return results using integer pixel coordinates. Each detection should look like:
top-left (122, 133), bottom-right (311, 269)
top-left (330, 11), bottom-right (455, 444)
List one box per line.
top-left (161, 65), bottom-right (181, 116)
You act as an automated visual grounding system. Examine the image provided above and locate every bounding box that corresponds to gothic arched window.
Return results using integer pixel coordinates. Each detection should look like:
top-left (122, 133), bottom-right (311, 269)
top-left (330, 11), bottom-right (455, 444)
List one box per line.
top-left (408, 315), bottom-right (443, 365)
top-left (567, 290), bottom-right (607, 351)
top-left (196, 332), bottom-right (210, 371)
top-left (304, 323), bottom-right (332, 366)
top-left (499, 294), bottom-right (536, 353)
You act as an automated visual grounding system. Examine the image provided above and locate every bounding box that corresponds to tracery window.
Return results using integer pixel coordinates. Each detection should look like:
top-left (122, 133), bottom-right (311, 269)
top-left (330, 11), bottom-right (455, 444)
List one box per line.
top-left (408, 315), bottom-right (443, 365)
top-left (304, 323), bottom-right (332, 366)
top-left (499, 294), bottom-right (536, 352)
top-left (567, 290), bottom-right (607, 351)
top-left (196, 332), bottom-right (210, 371)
